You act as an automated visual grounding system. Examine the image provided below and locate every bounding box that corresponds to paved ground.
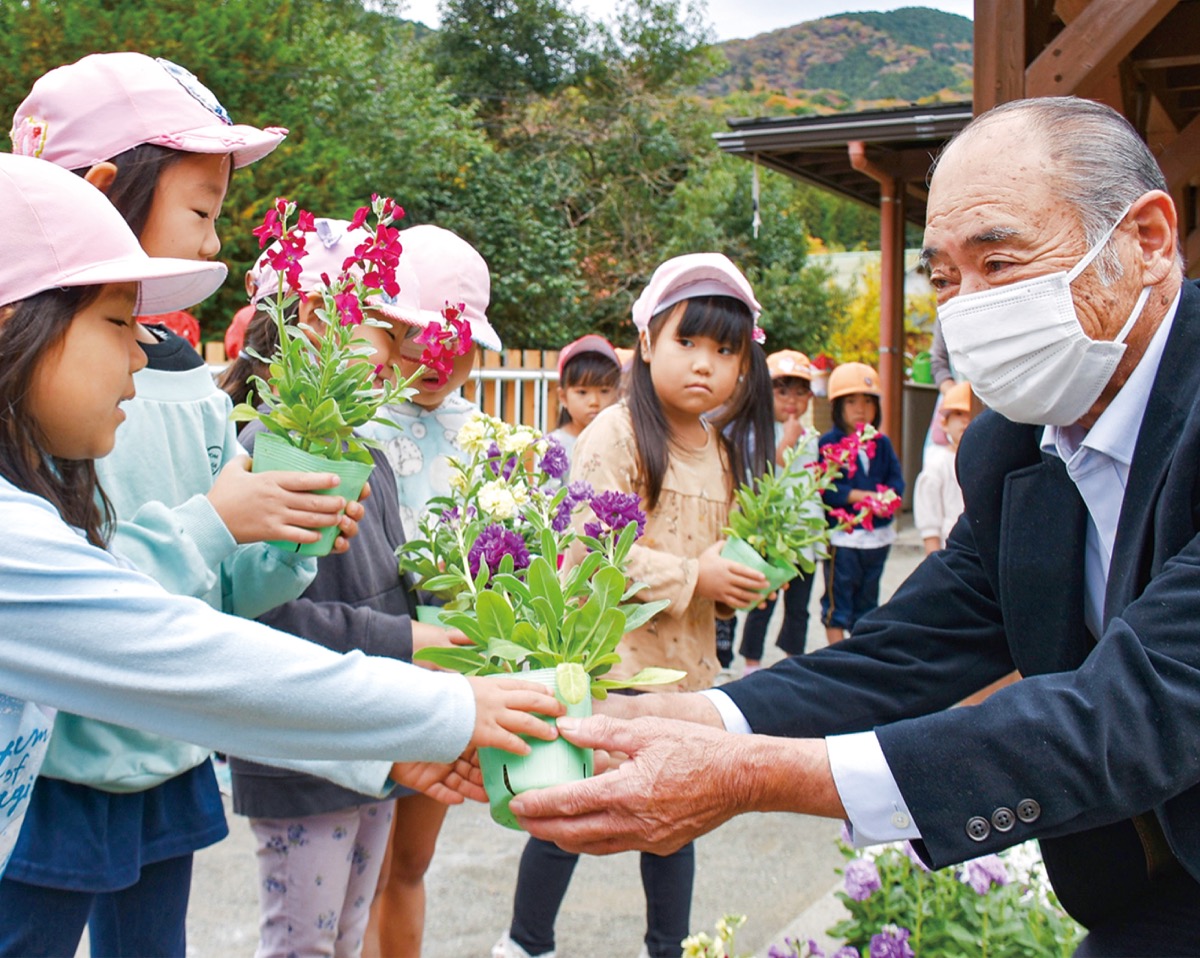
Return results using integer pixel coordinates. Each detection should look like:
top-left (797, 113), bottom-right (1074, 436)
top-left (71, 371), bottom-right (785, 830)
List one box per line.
top-left (82, 522), bottom-right (927, 958)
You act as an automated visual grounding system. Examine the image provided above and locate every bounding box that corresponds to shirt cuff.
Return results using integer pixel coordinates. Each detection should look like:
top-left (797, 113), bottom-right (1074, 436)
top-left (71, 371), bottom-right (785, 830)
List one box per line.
top-left (827, 730), bottom-right (921, 846)
top-left (699, 689), bottom-right (752, 735)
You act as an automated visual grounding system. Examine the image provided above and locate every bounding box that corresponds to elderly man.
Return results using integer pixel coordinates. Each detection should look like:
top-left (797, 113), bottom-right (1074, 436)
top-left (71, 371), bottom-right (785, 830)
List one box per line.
top-left (510, 96), bottom-right (1200, 956)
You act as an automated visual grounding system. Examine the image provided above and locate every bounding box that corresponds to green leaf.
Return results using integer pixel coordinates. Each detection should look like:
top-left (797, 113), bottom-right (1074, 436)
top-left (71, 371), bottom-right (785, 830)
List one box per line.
top-left (528, 555), bottom-right (564, 619)
top-left (619, 598), bottom-right (670, 632)
top-left (475, 589), bottom-right (515, 641)
top-left (555, 662), bottom-right (590, 704)
top-left (412, 647), bottom-right (490, 674)
top-left (486, 638), bottom-right (532, 662)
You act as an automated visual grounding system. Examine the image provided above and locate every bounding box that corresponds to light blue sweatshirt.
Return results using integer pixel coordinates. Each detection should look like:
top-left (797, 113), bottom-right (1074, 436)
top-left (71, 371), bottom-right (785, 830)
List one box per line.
top-left (40, 363), bottom-right (316, 791)
top-left (359, 393), bottom-right (479, 538)
top-left (0, 475), bottom-right (475, 877)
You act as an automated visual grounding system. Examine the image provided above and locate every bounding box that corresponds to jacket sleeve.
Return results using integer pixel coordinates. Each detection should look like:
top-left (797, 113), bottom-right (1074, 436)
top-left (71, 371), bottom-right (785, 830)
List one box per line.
top-left (258, 599), bottom-right (412, 662)
top-left (0, 482), bottom-right (474, 766)
top-left (876, 435), bottom-right (906, 498)
top-left (568, 410), bottom-right (699, 619)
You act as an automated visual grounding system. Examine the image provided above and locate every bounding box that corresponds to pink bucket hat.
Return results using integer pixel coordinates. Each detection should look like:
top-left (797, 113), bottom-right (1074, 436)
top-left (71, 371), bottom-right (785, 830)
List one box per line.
top-left (0, 153), bottom-right (227, 313)
top-left (372, 224), bottom-right (501, 351)
top-left (631, 253), bottom-right (763, 341)
top-left (250, 218), bottom-right (421, 317)
top-left (10, 52), bottom-right (286, 170)
top-left (557, 334), bottom-right (619, 379)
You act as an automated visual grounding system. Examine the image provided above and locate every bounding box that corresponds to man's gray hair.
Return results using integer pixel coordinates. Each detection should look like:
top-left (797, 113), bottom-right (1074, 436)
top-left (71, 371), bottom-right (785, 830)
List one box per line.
top-left (942, 97), bottom-right (1169, 284)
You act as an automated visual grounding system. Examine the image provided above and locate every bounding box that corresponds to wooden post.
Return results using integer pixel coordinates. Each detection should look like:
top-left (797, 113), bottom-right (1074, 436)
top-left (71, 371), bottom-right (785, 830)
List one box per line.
top-left (974, 0), bottom-right (1028, 112)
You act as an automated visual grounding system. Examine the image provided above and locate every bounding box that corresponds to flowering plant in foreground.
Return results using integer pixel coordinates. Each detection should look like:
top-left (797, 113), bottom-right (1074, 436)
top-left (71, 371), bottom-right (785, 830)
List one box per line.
top-left (231, 196), bottom-right (459, 463)
top-left (400, 413), bottom-right (685, 703)
top-left (688, 838), bottom-right (1082, 957)
top-left (724, 425), bottom-right (902, 577)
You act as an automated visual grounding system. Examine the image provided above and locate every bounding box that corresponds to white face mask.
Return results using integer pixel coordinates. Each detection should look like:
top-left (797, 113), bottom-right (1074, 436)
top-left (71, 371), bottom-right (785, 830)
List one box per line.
top-left (937, 206), bottom-right (1151, 426)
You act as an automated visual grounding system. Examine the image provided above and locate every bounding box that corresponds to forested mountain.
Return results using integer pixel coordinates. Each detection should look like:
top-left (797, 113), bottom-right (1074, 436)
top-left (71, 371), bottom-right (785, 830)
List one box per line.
top-left (703, 7), bottom-right (973, 114)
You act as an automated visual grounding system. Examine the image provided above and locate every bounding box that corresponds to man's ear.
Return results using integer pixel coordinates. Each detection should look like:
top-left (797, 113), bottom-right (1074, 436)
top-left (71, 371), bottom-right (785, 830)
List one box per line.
top-left (82, 162), bottom-right (118, 194)
top-left (1129, 189), bottom-right (1179, 287)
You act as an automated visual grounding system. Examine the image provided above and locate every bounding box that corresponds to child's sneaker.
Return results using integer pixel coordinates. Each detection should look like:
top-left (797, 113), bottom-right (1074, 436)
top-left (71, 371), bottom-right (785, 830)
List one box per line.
top-left (492, 931), bottom-right (555, 958)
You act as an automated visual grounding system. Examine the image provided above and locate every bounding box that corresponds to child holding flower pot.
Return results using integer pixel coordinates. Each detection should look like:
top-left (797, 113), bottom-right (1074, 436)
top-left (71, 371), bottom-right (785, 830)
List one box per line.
top-left (495, 253), bottom-right (773, 958)
top-left (738, 349), bottom-right (821, 671)
top-left (1, 52), bottom-right (374, 954)
top-left (356, 224), bottom-right (502, 958)
top-left (819, 362), bottom-right (906, 644)
top-left (221, 218), bottom-right (469, 958)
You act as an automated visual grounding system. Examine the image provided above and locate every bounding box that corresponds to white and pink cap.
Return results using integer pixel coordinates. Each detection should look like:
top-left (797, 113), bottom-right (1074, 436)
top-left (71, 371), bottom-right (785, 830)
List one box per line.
top-left (250, 217), bottom-right (421, 317)
top-left (631, 252), bottom-right (763, 339)
top-left (371, 224), bottom-right (501, 351)
top-left (0, 153), bottom-right (227, 313)
top-left (10, 52), bottom-right (287, 170)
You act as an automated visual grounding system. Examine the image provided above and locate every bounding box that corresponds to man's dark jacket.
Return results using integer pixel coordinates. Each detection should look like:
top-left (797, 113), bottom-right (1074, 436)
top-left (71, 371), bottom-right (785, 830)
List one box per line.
top-left (724, 280), bottom-right (1200, 927)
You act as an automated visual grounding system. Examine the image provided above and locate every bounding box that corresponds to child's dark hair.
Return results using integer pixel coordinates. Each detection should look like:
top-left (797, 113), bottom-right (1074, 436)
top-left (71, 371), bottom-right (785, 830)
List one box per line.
top-left (72, 144), bottom-right (186, 238)
top-left (832, 394), bottom-right (882, 433)
top-left (0, 286), bottom-right (114, 548)
top-left (557, 351), bottom-right (621, 428)
top-left (219, 301), bottom-right (291, 407)
top-left (628, 296), bottom-right (771, 510)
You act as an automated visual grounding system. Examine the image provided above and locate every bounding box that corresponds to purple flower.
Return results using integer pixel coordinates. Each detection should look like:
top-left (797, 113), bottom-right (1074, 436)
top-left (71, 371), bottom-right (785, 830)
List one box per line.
top-left (868, 926), bottom-right (913, 958)
top-left (963, 854), bottom-right (1009, 894)
top-left (552, 498), bottom-right (574, 533)
top-left (901, 841), bottom-right (930, 873)
top-left (768, 945), bottom-right (798, 958)
top-left (467, 524), bottom-right (530, 577)
top-left (587, 490), bottom-right (646, 540)
top-left (832, 949), bottom-right (860, 958)
top-left (807, 940), bottom-right (826, 958)
top-left (539, 438), bottom-right (570, 480)
top-left (484, 442), bottom-right (518, 480)
top-left (843, 859), bottom-right (881, 902)
top-left (566, 480), bottom-right (595, 505)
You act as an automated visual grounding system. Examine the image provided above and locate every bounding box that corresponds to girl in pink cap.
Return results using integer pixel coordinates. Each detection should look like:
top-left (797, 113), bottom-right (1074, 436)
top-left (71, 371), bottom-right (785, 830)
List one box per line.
top-left (494, 253), bottom-right (775, 958)
top-left (1, 53), bottom-right (484, 958)
top-left (0, 151), bottom-right (562, 956)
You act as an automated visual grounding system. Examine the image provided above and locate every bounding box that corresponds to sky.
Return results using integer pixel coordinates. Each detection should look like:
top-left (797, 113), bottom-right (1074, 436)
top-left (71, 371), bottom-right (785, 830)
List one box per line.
top-left (400, 1), bottom-right (975, 42)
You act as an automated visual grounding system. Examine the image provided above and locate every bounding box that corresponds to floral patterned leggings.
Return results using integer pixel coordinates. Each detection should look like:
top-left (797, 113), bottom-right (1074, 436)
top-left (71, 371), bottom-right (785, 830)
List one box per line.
top-left (249, 800), bottom-right (395, 958)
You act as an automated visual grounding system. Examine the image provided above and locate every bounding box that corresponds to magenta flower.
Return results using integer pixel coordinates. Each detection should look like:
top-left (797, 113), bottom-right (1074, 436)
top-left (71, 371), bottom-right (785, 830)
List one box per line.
top-left (843, 859), bottom-right (881, 901)
top-left (414, 318), bottom-right (474, 387)
top-left (333, 290), bottom-right (363, 326)
top-left (467, 524), bottom-right (531, 577)
top-left (868, 925), bottom-right (913, 958)
top-left (264, 230), bottom-right (307, 292)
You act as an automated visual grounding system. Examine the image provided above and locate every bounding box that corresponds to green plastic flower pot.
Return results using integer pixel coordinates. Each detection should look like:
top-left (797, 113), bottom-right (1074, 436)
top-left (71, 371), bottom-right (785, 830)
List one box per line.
top-left (414, 605), bottom-right (444, 625)
top-left (478, 667), bottom-right (593, 831)
top-left (720, 535), bottom-right (799, 609)
top-left (250, 431), bottom-right (375, 557)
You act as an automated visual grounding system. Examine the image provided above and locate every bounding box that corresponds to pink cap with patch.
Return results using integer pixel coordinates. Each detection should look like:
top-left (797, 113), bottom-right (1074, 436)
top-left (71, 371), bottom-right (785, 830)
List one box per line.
top-left (0, 153), bottom-right (227, 314)
top-left (11, 52), bottom-right (286, 170)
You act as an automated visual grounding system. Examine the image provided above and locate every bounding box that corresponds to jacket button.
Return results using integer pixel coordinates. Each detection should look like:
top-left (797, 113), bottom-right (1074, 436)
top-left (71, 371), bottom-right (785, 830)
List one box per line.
top-left (1016, 799), bottom-right (1041, 823)
top-left (966, 816), bottom-right (991, 842)
top-left (991, 807), bottom-right (1015, 832)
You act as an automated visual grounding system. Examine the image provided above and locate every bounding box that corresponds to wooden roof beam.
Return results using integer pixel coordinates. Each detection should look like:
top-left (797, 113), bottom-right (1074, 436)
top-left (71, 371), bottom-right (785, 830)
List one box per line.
top-left (1157, 113), bottom-right (1200, 190)
top-left (1026, 0), bottom-right (1179, 97)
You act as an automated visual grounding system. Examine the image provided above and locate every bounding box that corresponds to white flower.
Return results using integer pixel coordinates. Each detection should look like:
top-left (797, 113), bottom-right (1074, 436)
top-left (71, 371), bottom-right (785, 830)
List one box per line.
top-left (499, 426), bottom-right (540, 455)
top-left (478, 480), bottom-right (518, 519)
top-left (456, 416), bottom-right (489, 455)
top-left (448, 468), bottom-right (469, 493)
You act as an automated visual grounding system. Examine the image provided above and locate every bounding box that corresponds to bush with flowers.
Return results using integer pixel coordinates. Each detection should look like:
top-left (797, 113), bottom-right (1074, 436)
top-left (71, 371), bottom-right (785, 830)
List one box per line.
top-left (231, 194), bottom-right (463, 464)
top-left (399, 412), bottom-right (686, 705)
top-left (687, 837), bottom-right (1082, 958)
top-left (722, 425), bottom-right (901, 602)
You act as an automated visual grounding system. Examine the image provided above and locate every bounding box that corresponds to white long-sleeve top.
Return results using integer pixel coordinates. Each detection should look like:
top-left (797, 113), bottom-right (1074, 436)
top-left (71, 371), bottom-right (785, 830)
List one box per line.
top-left (0, 476), bottom-right (475, 875)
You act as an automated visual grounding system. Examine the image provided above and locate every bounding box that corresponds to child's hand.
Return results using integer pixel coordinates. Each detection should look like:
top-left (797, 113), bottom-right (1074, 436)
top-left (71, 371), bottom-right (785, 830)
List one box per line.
top-left (780, 414), bottom-right (805, 451)
top-left (411, 623), bottom-right (472, 668)
top-left (328, 486), bottom-right (368, 555)
top-left (466, 676), bottom-right (565, 754)
top-left (208, 455), bottom-right (355, 546)
top-left (389, 754), bottom-right (485, 804)
top-left (695, 540), bottom-right (770, 609)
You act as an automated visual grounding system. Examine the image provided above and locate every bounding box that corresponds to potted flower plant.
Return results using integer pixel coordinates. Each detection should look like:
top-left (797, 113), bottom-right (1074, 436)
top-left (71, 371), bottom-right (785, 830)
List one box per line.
top-left (721, 425), bottom-right (902, 608)
top-left (231, 195), bottom-right (450, 556)
top-left (399, 412), bottom-right (685, 828)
